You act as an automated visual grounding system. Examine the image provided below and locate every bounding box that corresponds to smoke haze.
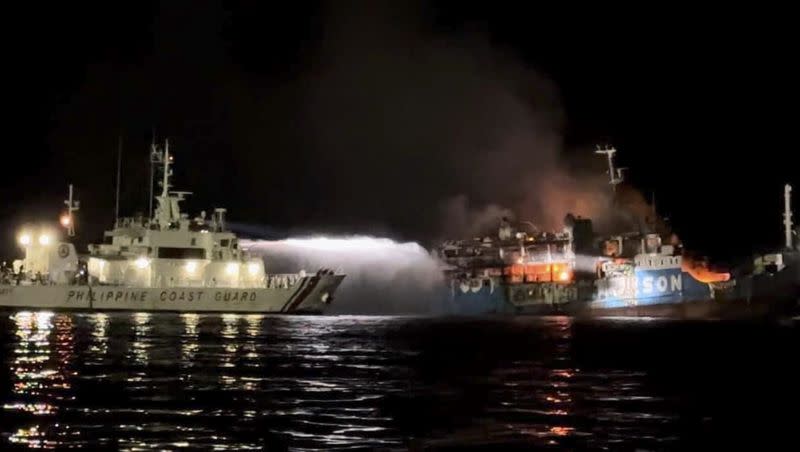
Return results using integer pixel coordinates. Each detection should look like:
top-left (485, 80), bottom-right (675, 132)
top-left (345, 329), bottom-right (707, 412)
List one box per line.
top-left (242, 237), bottom-right (446, 314)
top-left (301, 1), bottom-right (623, 239)
top-left (44, 1), bottom-right (643, 252)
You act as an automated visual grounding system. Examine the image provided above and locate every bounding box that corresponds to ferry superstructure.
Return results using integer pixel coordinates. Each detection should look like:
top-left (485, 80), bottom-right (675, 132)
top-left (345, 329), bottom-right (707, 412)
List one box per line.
top-left (434, 146), bottom-right (798, 317)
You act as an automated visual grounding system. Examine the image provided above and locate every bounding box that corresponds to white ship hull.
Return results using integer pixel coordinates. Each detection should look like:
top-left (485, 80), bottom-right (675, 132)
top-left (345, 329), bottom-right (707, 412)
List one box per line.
top-left (0, 274), bottom-right (344, 314)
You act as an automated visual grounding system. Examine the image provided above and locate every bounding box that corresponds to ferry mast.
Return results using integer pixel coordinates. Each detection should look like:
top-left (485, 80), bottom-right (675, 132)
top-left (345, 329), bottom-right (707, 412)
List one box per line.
top-left (595, 145), bottom-right (626, 192)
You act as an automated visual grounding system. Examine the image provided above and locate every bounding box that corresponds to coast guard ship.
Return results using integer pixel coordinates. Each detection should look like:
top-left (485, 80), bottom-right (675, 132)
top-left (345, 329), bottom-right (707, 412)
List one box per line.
top-left (0, 140), bottom-right (344, 313)
top-left (434, 146), bottom-right (744, 317)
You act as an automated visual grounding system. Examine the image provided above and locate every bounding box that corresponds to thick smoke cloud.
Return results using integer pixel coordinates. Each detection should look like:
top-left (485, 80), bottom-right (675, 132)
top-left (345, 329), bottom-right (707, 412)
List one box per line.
top-left (301, 1), bottom-right (619, 240)
top-left (47, 1), bottom-right (632, 245)
top-left (439, 196), bottom-right (515, 239)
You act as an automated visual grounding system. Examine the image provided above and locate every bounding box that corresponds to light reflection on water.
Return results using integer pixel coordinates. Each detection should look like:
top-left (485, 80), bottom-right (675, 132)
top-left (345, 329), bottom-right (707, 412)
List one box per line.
top-left (4, 311), bottom-right (74, 449)
top-left (88, 313), bottom-right (109, 362)
top-left (130, 312), bottom-right (152, 367)
top-left (0, 312), bottom-right (796, 449)
top-left (180, 313), bottom-right (199, 366)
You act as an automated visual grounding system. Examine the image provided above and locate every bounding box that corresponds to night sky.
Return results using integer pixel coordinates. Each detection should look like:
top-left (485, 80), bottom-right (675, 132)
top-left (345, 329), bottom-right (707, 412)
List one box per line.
top-left (3, 1), bottom-right (798, 263)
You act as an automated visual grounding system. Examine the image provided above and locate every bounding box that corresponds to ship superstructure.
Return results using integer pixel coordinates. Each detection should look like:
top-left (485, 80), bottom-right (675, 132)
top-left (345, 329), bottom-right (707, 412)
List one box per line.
top-left (86, 141), bottom-right (268, 289)
top-left (435, 216), bottom-right (590, 314)
top-left (433, 145), bottom-right (748, 316)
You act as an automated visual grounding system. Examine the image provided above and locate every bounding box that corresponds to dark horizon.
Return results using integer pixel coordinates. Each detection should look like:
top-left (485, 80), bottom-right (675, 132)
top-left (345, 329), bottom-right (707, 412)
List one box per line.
top-left (4, 1), bottom-right (798, 263)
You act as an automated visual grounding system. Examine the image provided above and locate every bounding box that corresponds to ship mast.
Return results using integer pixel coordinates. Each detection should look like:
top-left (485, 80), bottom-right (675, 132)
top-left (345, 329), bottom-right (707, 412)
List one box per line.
top-left (161, 139), bottom-right (171, 198)
top-left (114, 135), bottom-right (122, 224)
top-left (153, 139), bottom-right (173, 229)
top-left (148, 137), bottom-right (162, 220)
top-left (63, 184), bottom-right (79, 237)
top-left (151, 139), bottom-right (190, 230)
top-left (595, 145), bottom-right (626, 192)
top-left (784, 184), bottom-right (793, 249)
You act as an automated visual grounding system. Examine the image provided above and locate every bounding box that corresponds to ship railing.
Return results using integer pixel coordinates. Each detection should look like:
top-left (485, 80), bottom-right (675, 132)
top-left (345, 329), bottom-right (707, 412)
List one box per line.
top-left (115, 216), bottom-right (150, 229)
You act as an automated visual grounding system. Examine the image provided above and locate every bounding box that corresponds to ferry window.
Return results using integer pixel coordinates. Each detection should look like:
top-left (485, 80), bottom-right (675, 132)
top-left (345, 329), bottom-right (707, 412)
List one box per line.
top-left (220, 239), bottom-right (230, 247)
top-left (157, 247), bottom-right (206, 259)
top-left (191, 238), bottom-right (197, 246)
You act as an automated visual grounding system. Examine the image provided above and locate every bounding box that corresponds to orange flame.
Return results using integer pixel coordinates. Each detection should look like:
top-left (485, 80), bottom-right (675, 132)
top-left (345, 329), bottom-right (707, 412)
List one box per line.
top-left (682, 257), bottom-right (730, 283)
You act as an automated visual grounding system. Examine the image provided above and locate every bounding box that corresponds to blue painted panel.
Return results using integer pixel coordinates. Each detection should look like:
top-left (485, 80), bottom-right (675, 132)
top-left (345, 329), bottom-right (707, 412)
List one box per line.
top-left (442, 268), bottom-right (714, 315)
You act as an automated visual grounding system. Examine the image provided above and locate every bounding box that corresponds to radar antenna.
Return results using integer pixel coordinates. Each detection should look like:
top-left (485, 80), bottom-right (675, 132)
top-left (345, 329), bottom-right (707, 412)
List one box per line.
top-left (595, 145), bottom-right (624, 192)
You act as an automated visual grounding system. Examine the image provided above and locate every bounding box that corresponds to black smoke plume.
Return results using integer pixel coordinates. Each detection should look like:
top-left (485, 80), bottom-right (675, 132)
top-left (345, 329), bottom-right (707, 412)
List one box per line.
top-left (48, 1), bottom-right (635, 245)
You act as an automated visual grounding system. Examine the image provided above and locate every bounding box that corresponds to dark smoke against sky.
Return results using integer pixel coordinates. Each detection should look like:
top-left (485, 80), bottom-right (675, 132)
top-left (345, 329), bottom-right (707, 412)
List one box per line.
top-left (6, 1), bottom-right (799, 261)
top-left (40, 0), bottom-right (617, 247)
top-left (302, 1), bottom-right (621, 239)
top-left (266, 0), bottom-right (640, 241)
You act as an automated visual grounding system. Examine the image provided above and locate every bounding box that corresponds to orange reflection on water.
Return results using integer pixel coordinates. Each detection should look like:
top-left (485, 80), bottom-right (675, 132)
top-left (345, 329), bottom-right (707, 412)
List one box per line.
top-left (549, 426), bottom-right (573, 436)
top-left (551, 369), bottom-right (573, 378)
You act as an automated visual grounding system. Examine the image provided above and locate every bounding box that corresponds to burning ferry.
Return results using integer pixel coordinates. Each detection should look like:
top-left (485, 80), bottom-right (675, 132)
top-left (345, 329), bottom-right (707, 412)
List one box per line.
top-left (434, 147), bottom-right (798, 317)
top-left (434, 215), bottom-right (730, 315)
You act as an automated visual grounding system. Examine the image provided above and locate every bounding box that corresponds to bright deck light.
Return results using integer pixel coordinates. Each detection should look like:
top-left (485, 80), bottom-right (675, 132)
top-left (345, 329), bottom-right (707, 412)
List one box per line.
top-left (185, 261), bottom-right (198, 274)
top-left (18, 233), bottom-right (31, 246)
top-left (225, 262), bottom-right (238, 275)
top-left (247, 262), bottom-right (260, 276)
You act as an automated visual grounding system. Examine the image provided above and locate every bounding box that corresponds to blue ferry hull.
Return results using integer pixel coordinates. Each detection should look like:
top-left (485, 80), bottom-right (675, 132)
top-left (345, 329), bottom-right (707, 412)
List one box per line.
top-left (443, 267), bottom-right (718, 316)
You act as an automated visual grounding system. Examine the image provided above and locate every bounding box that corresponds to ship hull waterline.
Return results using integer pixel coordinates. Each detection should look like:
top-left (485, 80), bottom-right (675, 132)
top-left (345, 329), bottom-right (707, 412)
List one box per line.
top-left (442, 272), bottom-right (798, 319)
top-left (0, 274), bottom-right (344, 314)
top-left (441, 295), bottom-right (798, 320)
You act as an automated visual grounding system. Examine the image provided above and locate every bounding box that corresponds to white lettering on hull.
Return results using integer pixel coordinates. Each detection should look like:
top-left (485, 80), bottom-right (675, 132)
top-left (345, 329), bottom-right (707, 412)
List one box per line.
top-left (0, 275), bottom-right (340, 313)
top-left (597, 273), bottom-right (683, 299)
top-left (63, 289), bottom-right (261, 303)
